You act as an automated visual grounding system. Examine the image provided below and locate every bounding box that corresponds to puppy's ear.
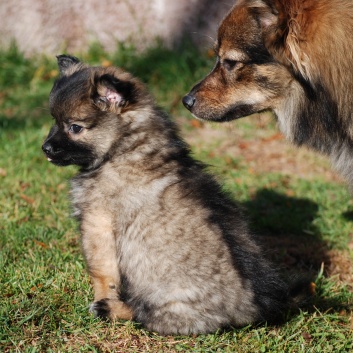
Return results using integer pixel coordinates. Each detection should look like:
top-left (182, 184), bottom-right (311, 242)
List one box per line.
top-left (56, 55), bottom-right (81, 76)
top-left (93, 74), bottom-right (135, 112)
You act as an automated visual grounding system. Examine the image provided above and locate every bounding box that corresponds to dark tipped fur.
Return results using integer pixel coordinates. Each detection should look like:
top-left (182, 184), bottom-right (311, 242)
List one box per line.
top-left (184, 0), bottom-right (353, 187)
top-left (42, 55), bottom-right (309, 335)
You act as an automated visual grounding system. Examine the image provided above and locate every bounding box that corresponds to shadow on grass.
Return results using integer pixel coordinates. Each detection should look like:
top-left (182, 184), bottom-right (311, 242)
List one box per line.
top-left (243, 188), bottom-right (324, 272)
top-left (342, 210), bottom-right (353, 221)
top-left (1, 115), bottom-right (33, 131)
top-left (0, 40), bottom-right (212, 134)
top-left (242, 188), bottom-right (350, 312)
top-left (108, 39), bottom-right (213, 112)
top-left (0, 109), bottom-right (49, 131)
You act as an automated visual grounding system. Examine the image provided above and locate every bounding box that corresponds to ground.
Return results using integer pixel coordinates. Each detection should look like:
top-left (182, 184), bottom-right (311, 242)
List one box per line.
top-left (180, 112), bottom-right (353, 289)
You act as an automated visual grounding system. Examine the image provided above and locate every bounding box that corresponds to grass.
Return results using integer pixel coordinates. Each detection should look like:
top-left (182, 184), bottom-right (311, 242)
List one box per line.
top-left (0, 42), bottom-right (352, 352)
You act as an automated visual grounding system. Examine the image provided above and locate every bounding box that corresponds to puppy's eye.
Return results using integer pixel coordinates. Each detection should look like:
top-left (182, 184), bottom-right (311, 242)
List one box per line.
top-left (69, 124), bottom-right (83, 134)
top-left (223, 59), bottom-right (239, 71)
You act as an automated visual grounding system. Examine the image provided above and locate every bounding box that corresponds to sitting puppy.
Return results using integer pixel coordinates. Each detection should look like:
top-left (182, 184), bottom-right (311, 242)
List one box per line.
top-left (42, 55), bottom-right (306, 335)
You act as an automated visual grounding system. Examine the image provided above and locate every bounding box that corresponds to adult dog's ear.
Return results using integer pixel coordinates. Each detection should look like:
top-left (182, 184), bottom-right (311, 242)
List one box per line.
top-left (247, 0), bottom-right (279, 29)
top-left (247, 0), bottom-right (309, 79)
top-left (93, 74), bottom-right (135, 112)
top-left (56, 54), bottom-right (81, 77)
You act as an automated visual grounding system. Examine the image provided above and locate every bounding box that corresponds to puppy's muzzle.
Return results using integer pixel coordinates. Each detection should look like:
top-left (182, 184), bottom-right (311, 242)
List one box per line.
top-left (42, 141), bottom-right (63, 161)
top-left (42, 141), bottom-right (55, 157)
top-left (182, 94), bottom-right (195, 111)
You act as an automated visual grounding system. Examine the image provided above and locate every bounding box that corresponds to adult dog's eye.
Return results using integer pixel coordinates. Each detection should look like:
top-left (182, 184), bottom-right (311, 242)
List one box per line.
top-left (223, 59), bottom-right (239, 71)
top-left (69, 124), bottom-right (83, 134)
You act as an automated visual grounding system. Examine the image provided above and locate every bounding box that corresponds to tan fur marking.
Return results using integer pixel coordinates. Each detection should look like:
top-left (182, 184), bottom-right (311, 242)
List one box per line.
top-left (103, 299), bottom-right (133, 321)
top-left (81, 210), bottom-right (120, 300)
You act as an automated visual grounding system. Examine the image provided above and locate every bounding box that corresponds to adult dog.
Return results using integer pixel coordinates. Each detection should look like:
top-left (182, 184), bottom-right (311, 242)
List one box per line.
top-left (183, 0), bottom-right (353, 186)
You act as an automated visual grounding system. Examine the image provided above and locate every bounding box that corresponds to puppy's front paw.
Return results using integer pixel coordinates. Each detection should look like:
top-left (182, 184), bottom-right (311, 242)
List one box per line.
top-left (90, 298), bottom-right (111, 319)
top-left (89, 298), bottom-right (133, 321)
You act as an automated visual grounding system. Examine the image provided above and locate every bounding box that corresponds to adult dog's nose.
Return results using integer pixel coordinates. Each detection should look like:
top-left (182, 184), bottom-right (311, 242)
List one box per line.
top-left (182, 94), bottom-right (195, 110)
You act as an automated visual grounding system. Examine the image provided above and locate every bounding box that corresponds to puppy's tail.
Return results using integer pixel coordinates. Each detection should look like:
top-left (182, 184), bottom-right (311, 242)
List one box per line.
top-left (256, 272), bottom-right (315, 325)
top-left (288, 277), bottom-right (316, 310)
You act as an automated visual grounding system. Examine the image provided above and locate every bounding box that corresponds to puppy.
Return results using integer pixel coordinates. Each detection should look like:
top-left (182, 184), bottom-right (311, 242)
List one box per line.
top-left (183, 0), bottom-right (353, 186)
top-left (42, 55), bottom-right (306, 335)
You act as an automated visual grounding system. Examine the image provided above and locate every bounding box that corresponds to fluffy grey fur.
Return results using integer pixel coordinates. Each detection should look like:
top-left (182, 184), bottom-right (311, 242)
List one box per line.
top-left (42, 55), bottom-right (306, 335)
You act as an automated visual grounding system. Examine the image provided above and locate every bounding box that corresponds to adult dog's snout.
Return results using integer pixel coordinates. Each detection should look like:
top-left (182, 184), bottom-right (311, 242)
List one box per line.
top-left (182, 94), bottom-right (195, 111)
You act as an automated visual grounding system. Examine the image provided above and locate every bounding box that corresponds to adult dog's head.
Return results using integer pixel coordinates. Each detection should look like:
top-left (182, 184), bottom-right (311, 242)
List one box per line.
top-left (183, 0), bottom-right (323, 122)
top-left (183, 0), bottom-right (353, 184)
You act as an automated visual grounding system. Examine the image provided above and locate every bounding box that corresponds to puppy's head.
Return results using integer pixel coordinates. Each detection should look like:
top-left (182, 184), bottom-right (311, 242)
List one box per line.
top-left (42, 55), bottom-right (151, 170)
top-left (182, 0), bottom-right (297, 122)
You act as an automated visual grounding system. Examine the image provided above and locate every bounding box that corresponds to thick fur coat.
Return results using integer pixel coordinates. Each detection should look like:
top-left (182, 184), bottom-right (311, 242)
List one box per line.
top-left (183, 0), bottom-right (353, 186)
top-left (42, 55), bottom-right (305, 335)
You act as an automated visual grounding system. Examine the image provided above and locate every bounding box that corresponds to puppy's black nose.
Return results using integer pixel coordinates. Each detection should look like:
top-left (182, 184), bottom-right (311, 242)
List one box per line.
top-left (42, 142), bottom-right (54, 155)
top-left (182, 94), bottom-right (195, 110)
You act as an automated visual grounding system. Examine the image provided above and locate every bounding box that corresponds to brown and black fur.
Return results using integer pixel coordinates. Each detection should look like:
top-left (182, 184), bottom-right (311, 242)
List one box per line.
top-left (42, 55), bottom-right (307, 335)
top-left (183, 0), bottom-right (353, 186)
